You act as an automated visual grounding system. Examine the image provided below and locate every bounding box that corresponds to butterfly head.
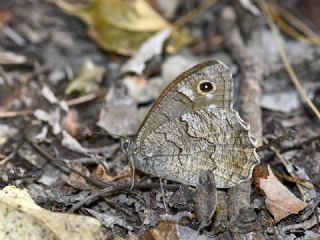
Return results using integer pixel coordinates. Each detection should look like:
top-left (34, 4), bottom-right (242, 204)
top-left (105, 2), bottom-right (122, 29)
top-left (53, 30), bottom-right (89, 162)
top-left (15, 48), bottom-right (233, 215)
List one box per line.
top-left (120, 137), bottom-right (140, 156)
top-left (120, 137), bottom-right (132, 153)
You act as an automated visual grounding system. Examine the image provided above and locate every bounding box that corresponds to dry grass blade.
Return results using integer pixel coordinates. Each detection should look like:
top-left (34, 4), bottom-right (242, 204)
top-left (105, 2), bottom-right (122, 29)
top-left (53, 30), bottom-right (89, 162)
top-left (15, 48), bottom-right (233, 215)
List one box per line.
top-left (0, 110), bottom-right (34, 118)
top-left (173, 0), bottom-right (217, 29)
top-left (274, 4), bottom-right (320, 44)
top-left (257, 0), bottom-right (320, 119)
top-left (268, 4), bottom-right (320, 44)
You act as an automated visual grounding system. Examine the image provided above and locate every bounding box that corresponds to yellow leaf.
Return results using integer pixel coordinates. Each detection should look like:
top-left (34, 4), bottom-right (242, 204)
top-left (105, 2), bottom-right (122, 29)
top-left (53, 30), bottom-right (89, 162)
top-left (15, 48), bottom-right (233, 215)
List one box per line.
top-left (0, 186), bottom-right (105, 240)
top-left (65, 60), bottom-right (105, 95)
top-left (54, 0), bottom-right (192, 55)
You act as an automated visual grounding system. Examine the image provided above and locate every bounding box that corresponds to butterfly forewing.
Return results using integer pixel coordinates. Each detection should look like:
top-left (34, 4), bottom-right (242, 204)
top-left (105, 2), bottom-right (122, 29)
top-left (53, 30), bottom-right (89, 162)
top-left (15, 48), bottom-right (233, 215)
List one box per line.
top-left (135, 60), bottom-right (232, 145)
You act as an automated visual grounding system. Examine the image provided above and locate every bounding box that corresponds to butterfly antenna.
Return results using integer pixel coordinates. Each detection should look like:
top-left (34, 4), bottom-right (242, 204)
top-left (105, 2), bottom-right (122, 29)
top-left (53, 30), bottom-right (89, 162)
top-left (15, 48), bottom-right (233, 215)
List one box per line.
top-left (256, 129), bottom-right (296, 152)
top-left (90, 131), bottom-right (125, 138)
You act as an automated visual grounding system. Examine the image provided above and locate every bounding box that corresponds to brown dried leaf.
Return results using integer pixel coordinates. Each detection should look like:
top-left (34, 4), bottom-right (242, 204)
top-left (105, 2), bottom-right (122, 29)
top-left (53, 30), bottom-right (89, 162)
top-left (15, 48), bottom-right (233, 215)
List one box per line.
top-left (140, 221), bottom-right (213, 240)
top-left (252, 164), bottom-right (268, 194)
top-left (92, 164), bottom-right (113, 182)
top-left (259, 166), bottom-right (308, 222)
top-left (140, 221), bottom-right (179, 240)
top-left (0, 10), bottom-right (10, 26)
top-left (62, 162), bottom-right (90, 190)
top-left (92, 164), bottom-right (131, 183)
top-left (63, 109), bottom-right (81, 138)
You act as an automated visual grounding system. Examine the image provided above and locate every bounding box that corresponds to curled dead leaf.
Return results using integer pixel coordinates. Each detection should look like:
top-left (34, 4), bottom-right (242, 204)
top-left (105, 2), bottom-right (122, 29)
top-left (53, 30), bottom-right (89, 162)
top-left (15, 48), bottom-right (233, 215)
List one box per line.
top-left (252, 164), bottom-right (268, 194)
top-left (140, 221), bottom-right (179, 240)
top-left (62, 162), bottom-right (90, 190)
top-left (92, 164), bottom-right (132, 183)
top-left (259, 166), bottom-right (308, 222)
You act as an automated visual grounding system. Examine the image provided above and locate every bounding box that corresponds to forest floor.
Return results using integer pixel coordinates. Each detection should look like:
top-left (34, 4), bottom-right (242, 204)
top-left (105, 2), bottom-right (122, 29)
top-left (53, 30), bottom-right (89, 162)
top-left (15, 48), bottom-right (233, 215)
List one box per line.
top-left (0, 0), bottom-right (319, 239)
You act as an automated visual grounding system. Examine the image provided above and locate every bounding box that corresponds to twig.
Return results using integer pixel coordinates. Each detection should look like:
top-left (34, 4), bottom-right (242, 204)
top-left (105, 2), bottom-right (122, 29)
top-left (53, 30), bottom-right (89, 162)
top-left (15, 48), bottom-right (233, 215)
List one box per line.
top-left (0, 137), bottom-right (24, 166)
top-left (0, 89), bottom-right (105, 119)
top-left (173, 0), bottom-right (217, 29)
top-left (262, 134), bottom-right (320, 163)
top-left (256, 0), bottom-right (320, 119)
top-left (280, 134), bottom-right (320, 153)
top-left (66, 89), bottom-right (107, 107)
top-left (0, 66), bottom-right (13, 86)
top-left (268, 6), bottom-right (316, 45)
top-left (190, 35), bottom-right (224, 55)
top-left (273, 4), bottom-right (320, 44)
top-left (67, 182), bottom-right (180, 213)
top-left (256, 129), bottom-right (296, 152)
top-left (3, 26), bottom-right (25, 46)
top-left (24, 136), bottom-right (109, 189)
top-left (0, 110), bottom-right (33, 118)
top-left (280, 214), bottom-right (319, 234)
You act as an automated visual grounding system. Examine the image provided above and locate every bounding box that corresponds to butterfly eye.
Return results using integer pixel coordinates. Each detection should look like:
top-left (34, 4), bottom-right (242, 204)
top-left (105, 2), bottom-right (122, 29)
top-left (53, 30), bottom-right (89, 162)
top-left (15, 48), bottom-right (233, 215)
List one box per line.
top-left (197, 80), bottom-right (216, 95)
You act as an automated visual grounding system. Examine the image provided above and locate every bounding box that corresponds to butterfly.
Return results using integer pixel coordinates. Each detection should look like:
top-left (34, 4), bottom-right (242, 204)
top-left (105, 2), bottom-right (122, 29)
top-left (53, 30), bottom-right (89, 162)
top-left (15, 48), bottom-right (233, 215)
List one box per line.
top-left (121, 60), bottom-right (260, 188)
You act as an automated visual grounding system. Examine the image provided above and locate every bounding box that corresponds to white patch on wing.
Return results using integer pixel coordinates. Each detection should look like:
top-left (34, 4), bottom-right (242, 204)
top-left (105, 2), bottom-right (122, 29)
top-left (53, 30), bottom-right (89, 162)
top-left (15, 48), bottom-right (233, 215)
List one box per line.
top-left (177, 81), bottom-right (194, 100)
top-left (208, 104), bottom-right (217, 109)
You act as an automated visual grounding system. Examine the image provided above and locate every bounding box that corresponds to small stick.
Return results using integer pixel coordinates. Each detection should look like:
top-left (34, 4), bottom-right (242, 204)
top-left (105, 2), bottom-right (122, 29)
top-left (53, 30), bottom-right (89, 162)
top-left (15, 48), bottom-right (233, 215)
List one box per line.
top-left (0, 110), bottom-right (34, 118)
top-left (256, 129), bottom-right (296, 152)
top-left (173, 0), bottom-right (217, 29)
top-left (280, 214), bottom-right (319, 234)
top-left (24, 135), bottom-right (109, 189)
top-left (68, 182), bottom-right (180, 213)
top-left (66, 89), bottom-right (107, 107)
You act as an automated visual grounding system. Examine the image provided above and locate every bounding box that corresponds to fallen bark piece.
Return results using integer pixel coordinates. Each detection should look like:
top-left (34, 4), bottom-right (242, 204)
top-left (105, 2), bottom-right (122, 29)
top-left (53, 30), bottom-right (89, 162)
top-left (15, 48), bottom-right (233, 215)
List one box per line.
top-left (193, 170), bottom-right (217, 232)
top-left (0, 186), bottom-right (104, 240)
top-left (139, 221), bottom-right (215, 240)
top-left (259, 166), bottom-right (308, 222)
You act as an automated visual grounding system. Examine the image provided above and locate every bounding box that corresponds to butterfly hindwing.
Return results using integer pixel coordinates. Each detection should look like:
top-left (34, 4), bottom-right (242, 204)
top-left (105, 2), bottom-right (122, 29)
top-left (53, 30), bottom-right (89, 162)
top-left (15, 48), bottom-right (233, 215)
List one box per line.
top-left (134, 106), bottom-right (259, 188)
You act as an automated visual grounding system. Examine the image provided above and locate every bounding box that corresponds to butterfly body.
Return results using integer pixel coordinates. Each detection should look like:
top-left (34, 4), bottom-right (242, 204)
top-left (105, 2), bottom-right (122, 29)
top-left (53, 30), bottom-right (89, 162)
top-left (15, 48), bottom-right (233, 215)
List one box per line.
top-left (124, 60), bottom-right (259, 188)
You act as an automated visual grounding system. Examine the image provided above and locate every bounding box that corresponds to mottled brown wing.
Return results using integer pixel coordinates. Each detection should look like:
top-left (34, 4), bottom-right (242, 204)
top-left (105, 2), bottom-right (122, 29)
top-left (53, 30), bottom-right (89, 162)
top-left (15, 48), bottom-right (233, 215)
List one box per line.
top-left (134, 107), bottom-right (259, 188)
top-left (135, 60), bottom-right (232, 145)
top-left (132, 60), bottom-right (259, 188)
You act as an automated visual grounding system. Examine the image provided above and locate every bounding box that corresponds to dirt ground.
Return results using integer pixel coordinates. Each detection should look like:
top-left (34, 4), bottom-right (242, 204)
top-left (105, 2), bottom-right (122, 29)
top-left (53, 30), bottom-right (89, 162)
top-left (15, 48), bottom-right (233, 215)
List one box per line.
top-left (0, 0), bottom-right (319, 239)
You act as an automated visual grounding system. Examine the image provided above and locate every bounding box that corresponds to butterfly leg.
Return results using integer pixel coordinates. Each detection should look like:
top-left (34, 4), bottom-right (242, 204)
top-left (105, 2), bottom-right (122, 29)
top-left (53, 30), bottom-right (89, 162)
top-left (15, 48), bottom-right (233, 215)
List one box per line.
top-left (159, 178), bottom-right (169, 213)
top-left (129, 155), bottom-right (135, 190)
